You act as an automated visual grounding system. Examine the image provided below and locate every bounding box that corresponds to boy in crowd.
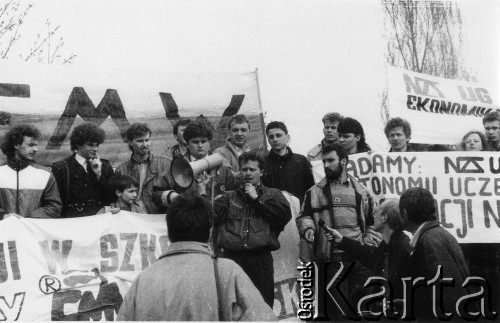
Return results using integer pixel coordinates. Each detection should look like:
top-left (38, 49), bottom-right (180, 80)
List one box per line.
top-left (165, 118), bottom-right (191, 160)
top-left (307, 112), bottom-right (345, 161)
top-left (384, 117), bottom-right (415, 152)
top-left (483, 111), bottom-right (500, 151)
top-left (337, 117), bottom-right (371, 155)
top-left (263, 121), bottom-right (314, 204)
top-left (97, 174), bottom-right (147, 214)
top-left (214, 114), bottom-right (252, 174)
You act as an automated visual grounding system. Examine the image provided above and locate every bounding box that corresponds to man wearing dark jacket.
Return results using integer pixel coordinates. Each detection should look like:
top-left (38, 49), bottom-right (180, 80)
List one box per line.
top-left (0, 124), bottom-right (61, 220)
top-left (52, 123), bottom-right (114, 217)
top-left (115, 123), bottom-right (171, 214)
top-left (214, 151), bottom-right (291, 306)
top-left (400, 187), bottom-right (472, 321)
top-left (263, 121), bottom-right (314, 204)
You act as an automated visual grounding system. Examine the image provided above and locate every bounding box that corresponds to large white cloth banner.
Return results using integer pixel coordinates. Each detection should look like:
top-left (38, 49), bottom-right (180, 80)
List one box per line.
top-left (0, 212), bottom-right (300, 321)
top-left (346, 151), bottom-right (500, 243)
top-left (387, 66), bottom-right (499, 145)
top-left (0, 61), bottom-right (266, 167)
top-left (310, 152), bottom-right (500, 243)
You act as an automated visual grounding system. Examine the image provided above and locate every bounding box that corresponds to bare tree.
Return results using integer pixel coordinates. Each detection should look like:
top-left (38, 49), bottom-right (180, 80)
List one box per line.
top-left (0, 0), bottom-right (75, 64)
top-left (380, 0), bottom-right (474, 123)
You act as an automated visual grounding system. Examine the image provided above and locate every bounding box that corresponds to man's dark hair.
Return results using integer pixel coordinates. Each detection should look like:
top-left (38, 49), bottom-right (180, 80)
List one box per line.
top-left (173, 119), bottom-right (192, 136)
top-left (379, 198), bottom-right (403, 231)
top-left (337, 117), bottom-right (371, 152)
top-left (127, 123), bottom-right (151, 142)
top-left (182, 121), bottom-right (213, 143)
top-left (384, 117), bottom-right (412, 138)
top-left (322, 112), bottom-right (344, 125)
top-left (126, 123), bottom-right (151, 151)
top-left (399, 187), bottom-right (436, 225)
top-left (166, 192), bottom-right (213, 243)
top-left (482, 111), bottom-right (500, 125)
top-left (265, 121), bottom-right (288, 135)
top-left (109, 174), bottom-right (138, 194)
top-left (69, 123), bottom-right (105, 151)
top-left (228, 114), bottom-right (251, 130)
top-left (1, 124), bottom-right (41, 158)
top-left (238, 150), bottom-right (265, 170)
top-left (321, 143), bottom-right (348, 162)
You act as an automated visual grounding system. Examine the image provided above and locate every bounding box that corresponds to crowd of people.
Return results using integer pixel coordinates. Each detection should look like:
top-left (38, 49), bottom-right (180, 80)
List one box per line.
top-left (1, 110), bottom-right (499, 320)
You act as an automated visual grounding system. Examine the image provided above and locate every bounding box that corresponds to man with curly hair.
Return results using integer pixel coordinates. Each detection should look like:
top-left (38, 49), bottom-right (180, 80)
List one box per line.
top-left (52, 122), bottom-right (115, 217)
top-left (0, 124), bottom-right (62, 220)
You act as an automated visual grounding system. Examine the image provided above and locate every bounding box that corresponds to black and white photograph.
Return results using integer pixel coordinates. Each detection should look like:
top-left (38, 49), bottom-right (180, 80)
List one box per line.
top-left (0, 0), bottom-right (499, 321)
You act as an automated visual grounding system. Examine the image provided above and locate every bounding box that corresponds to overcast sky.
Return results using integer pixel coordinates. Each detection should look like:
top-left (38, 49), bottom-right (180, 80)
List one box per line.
top-left (13, 0), bottom-right (500, 154)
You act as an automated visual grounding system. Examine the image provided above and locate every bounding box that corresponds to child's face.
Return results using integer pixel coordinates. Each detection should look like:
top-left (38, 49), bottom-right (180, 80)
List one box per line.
top-left (118, 186), bottom-right (138, 205)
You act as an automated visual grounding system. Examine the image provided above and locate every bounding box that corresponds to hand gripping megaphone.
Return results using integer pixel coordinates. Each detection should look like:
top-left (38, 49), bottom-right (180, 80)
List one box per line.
top-left (170, 154), bottom-right (224, 188)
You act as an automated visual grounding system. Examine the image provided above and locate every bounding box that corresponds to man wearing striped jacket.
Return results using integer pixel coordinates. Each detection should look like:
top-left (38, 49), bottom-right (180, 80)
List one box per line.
top-left (0, 124), bottom-right (61, 220)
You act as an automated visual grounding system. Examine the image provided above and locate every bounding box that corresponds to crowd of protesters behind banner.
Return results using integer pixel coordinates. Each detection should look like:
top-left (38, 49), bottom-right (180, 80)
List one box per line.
top-left (1, 110), bottom-right (499, 320)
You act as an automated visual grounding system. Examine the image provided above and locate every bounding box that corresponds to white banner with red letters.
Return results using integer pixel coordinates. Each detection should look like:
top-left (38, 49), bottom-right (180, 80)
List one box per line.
top-left (0, 211), bottom-right (300, 321)
top-left (387, 66), bottom-right (499, 145)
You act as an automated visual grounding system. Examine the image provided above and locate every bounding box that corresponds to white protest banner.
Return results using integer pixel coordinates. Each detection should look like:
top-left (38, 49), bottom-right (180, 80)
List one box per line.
top-left (347, 152), bottom-right (500, 243)
top-left (0, 61), bottom-right (266, 167)
top-left (0, 211), bottom-right (300, 321)
top-left (387, 66), bottom-right (499, 145)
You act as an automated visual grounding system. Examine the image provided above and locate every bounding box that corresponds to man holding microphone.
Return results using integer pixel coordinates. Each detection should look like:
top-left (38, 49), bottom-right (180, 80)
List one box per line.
top-left (213, 151), bottom-right (291, 307)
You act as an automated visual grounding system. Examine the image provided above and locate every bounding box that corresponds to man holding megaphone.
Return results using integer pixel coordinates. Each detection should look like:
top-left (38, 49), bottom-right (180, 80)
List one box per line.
top-left (154, 121), bottom-right (236, 208)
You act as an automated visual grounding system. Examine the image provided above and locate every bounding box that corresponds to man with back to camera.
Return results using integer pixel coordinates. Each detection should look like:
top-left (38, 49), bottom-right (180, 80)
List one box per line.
top-left (118, 192), bottom-right (277, 321)
top-left (52, 122), bottom-right (115, 217)
top-left (262, 121), bottom-right (314, 204)
top-left (384, 117), bottom-right (416, 152)
top-left (214, 114), bottom-right (252, 174)
top-left (337, 117), bottom-right (371, 155)
top-left (165, 118), bottom-right (191, 160)
top-left (115, 123), bottom-right (171, 214)
top-left (213, 151), bottom-right (292, 307)
top-left (307, 112), bottom-right (345, 161)
top-left (399, 187), bottom-right (475, 321)
top-left (296, 143), bottom-right (381, 318)
top-left (483, 111), bottom-right (500, 151)
top-left (0, 124), bottom-right (61, 220)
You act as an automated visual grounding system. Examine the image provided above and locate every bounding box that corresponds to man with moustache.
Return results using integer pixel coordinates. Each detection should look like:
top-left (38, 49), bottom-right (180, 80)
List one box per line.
top-left (307, 112), bottom-right (345, 162)
top-left (115, 123), bottom-right (171, 214)
top-left (296, 143), bottom-right (380, 318)
top-left (384, 117), bottom-right (417, 152)
top-left (213, 151), bottom-right (292, 306)
top-left (0, 124), bottom-right (62, 220)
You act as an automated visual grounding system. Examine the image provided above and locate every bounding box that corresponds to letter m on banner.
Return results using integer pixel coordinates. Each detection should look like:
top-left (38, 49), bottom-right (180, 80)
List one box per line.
top-left (46, 87), bottom-right (131, 149)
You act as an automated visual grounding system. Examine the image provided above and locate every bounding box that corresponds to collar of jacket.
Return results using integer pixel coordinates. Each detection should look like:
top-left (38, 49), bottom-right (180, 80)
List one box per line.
top-left (7, 157), bottom-right (31, 171)
top-left (158, 241), bottom-right (214, 260)
top-left (268, 147), bottom-right (293, 162)
top-left (226, 138), bottom-right (250, 154)
top-left (131, 152), bottom-right (151, 164)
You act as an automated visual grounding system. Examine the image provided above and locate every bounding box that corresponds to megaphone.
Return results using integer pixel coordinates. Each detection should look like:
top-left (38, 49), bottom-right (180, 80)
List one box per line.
top-left (170, 154), bottom-right (224, 188)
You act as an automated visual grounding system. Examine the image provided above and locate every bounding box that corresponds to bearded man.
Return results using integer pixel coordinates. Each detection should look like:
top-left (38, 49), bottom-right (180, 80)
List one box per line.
top-left (296, 143), bottom-right (381, 319)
